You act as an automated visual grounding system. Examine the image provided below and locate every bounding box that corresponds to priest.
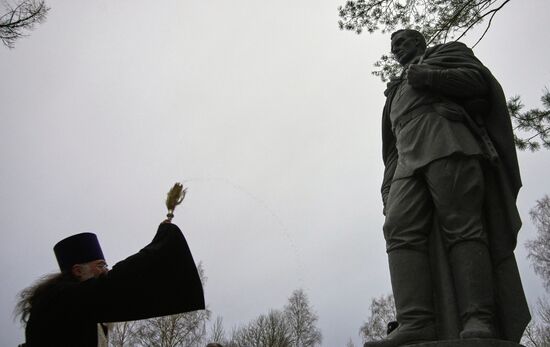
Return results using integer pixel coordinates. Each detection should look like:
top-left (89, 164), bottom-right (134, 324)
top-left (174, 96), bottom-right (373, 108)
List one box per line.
top-left (17, 221), bottom-right (204, 346)
top-left (16, 184), bottom-right (205, 346)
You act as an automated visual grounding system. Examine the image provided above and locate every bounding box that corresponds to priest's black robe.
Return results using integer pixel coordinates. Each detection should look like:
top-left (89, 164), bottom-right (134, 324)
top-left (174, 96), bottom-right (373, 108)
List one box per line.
top-left (24, 223), bottom-right (205, 347)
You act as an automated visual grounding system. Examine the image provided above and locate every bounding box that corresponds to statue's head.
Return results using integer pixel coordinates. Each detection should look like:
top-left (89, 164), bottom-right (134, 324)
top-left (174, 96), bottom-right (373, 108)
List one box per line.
top-left (390, 29), bottom-right (427, 66)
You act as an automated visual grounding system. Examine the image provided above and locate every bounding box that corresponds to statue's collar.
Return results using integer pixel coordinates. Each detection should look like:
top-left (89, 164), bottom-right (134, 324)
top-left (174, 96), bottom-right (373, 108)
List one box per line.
top-left (384, 54), bottom-right (424, 96)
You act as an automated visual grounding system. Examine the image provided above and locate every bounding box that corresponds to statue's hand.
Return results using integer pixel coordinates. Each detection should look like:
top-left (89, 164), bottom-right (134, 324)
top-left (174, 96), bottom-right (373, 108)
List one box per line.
top-left (406, 64), bottom-right (431, 89)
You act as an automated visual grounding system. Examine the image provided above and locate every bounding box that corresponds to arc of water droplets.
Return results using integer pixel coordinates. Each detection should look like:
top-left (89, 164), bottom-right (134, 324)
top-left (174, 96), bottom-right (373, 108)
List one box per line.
top-left (183, 176), bottom-right (306, 289)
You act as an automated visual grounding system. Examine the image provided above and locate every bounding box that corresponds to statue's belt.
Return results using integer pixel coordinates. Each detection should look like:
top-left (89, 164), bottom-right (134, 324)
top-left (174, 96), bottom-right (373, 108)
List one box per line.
top-left (393, 104), bottom-right (435, 133)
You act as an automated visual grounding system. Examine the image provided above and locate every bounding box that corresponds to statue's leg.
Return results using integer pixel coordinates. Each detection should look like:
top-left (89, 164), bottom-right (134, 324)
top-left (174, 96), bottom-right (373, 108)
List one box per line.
top-left (425, 156), bottom-right (495, 339)
top-left (449, 241), bottom-right (494, 338)
top-left (365, 177), bottom-right (437, 347)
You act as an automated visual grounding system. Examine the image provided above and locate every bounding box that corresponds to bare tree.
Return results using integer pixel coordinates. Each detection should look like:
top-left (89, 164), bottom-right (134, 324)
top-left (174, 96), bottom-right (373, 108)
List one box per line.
top-left (0, 0), bottom-right (49, 48)
top-left (526, 195), bottom-right (550, 290)
top-left (108, 306), bottom-right (210, 347)
top-left (221, 327), bottom-right (241, 347)
top-left (522, 299), bottom-right (550, 347)
top-left (207, 316), bottom-right (226, 346)
top-left (284, 289), bottom-right (322, 347)
top-left (133, 309), bottom-right (210, 347)
top-left (231, 310), bottom-right (293, 347)
top-left (346, 337), bottom-right (357, 347)
top-left (229, 324), bottom-right (259, 347)
top-left (109, 321), bottom-right (139, 347)
top-left (261, 310), bottom-right (294, 347)
top-left (522, 196), bottom-right (550, 346)
top-left (209, 288), bottom-right (322, 347)
top-left (539, 300), bottom-right (550, 339)
top-left (359, 294), bottom-right (396, 343)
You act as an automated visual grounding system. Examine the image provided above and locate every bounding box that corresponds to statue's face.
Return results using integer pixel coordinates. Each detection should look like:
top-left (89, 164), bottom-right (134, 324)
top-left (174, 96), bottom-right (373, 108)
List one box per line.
top-left (391, 31), bottom-right (421, 66)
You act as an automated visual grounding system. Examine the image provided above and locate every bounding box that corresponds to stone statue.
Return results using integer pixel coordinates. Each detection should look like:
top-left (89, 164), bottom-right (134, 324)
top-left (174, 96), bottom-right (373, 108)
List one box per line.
top-left (365, 29), bottom-right (530, 347)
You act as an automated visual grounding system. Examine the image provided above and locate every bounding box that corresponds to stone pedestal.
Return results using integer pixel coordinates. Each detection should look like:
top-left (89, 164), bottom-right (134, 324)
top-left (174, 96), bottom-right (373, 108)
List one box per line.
top-left (409, 339), bottom-right (524, 347)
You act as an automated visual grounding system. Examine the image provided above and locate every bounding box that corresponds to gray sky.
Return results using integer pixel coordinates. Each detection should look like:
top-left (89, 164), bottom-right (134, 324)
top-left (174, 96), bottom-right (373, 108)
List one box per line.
top-left (1, 1), bottom-right (549, 346)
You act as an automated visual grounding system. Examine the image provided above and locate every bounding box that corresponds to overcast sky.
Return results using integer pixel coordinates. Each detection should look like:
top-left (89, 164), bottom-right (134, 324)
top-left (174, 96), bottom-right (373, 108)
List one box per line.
top-left (1, 1), bottom-right (549, 346)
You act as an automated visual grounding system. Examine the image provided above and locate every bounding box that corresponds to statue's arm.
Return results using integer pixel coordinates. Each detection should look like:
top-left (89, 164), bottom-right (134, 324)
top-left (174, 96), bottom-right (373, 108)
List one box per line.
top-left (381, 143), bottom-right (397, 215)
top-left (427, 67), bottom-right (488, 98)
top-left (380, 98), bottom-right (397, 215)
top-left (408, 65), bottom-right (488, 98)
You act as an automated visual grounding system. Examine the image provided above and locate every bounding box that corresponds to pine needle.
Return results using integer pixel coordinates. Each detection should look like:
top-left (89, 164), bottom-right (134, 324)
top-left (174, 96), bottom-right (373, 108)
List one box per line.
top-left (165, 182), bottom-right (187, 221)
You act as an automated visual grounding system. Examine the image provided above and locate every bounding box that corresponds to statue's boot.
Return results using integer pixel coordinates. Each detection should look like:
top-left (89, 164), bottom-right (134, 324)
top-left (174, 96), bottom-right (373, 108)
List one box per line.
top-left (364, 249), bottom-right (436, 347)
top-left (449, 241), bottom-right (496, 339)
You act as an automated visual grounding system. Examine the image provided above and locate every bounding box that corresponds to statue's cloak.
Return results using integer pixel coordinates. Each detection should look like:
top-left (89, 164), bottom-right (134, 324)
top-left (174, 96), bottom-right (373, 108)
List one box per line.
top-left (381, 41), bottom-right (530, 342)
